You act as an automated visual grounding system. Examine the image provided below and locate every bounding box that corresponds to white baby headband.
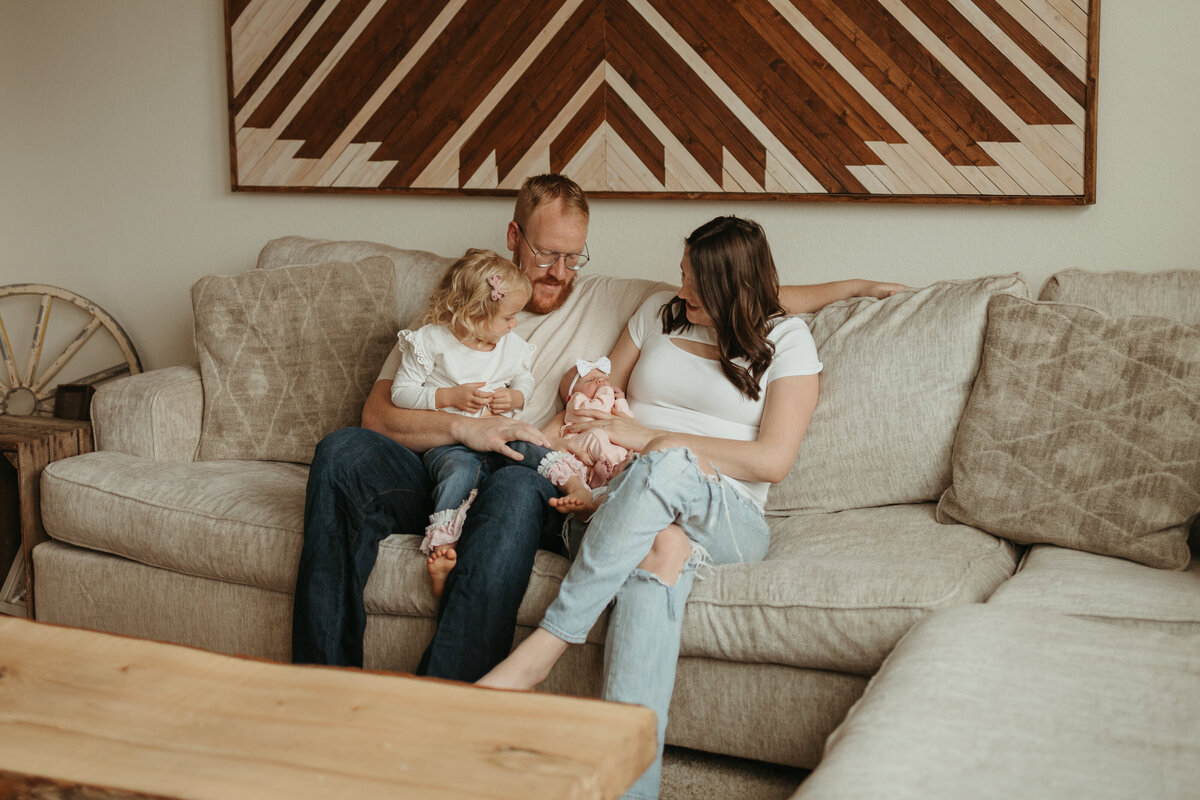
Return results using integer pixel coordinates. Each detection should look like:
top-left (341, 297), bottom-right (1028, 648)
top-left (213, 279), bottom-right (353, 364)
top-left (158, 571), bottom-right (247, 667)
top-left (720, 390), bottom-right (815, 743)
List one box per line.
top-left (568, 356), bottom-right (611, 396)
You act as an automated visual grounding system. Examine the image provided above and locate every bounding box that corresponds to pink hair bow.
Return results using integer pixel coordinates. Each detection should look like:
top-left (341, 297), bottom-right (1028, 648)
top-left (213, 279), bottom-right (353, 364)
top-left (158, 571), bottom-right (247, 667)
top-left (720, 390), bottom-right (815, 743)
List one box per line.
top-left (487, 274), bottom-right (505, 301)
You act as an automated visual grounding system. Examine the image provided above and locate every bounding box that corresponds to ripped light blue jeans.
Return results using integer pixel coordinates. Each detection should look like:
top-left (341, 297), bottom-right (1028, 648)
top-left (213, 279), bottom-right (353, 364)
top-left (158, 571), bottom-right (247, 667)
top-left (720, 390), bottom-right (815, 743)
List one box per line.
top-left (540, 446), bottom-right (770, 800)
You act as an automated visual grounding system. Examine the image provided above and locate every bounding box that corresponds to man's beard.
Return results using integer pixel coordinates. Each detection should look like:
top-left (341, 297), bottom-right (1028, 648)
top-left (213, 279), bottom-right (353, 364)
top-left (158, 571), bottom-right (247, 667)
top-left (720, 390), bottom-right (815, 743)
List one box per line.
top-left (525, 274), bottom-right (575, 315)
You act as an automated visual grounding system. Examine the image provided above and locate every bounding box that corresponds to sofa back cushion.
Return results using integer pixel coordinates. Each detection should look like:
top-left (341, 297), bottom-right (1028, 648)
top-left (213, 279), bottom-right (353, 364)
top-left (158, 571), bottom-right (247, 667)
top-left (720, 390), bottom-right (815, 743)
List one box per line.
top-left (767, 274), bottom-right (1030, 515)
top-left (192, 257), bottom-right (399, 464)
top-left (1039, 268), bottom-right (1200, 325)
top-left (256, 236), bottom-right (454, 330)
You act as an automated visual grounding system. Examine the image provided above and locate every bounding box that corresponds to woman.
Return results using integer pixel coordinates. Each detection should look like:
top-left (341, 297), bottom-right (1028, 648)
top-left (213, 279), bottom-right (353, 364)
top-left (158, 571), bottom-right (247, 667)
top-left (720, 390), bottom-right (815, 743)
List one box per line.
top-left (478, 216), bottom-right (823, 800)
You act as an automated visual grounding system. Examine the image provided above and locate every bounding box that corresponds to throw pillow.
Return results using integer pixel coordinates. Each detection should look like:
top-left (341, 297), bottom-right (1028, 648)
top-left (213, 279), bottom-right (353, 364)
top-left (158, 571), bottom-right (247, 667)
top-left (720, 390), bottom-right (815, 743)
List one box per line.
top-left (766, 273), bottom-right (1030, 515)
top-left (936, 294), bottom-right (1199, 569)
top-left (256, 236), bottom-right (453, 330)
top-left (193, 257), bottom-right (399, 464)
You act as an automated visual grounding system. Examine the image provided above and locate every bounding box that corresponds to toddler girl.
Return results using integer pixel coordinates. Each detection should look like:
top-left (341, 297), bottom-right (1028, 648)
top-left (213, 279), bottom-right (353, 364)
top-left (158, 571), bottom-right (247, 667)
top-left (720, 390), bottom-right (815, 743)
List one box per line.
top-left (391, 249), bottom-right (589, 595)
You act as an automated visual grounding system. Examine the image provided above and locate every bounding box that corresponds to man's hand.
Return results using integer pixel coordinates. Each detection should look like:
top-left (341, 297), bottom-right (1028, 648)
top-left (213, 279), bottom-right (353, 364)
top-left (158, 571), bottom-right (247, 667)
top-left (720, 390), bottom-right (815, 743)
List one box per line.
top-left (437, 382), bottom-right (493, 414)
top-left (454, 415), bottom-right (550, 461)
top-left (488, 388), bottom-right (523, 415)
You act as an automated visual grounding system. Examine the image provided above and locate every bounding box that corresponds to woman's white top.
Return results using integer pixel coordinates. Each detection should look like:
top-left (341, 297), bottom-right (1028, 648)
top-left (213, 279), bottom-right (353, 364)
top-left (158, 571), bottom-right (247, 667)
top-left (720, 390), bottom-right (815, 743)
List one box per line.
top-left (390, 323), bottom-right (536, 418)
top-left (626, 291), bottom-right (822, 507)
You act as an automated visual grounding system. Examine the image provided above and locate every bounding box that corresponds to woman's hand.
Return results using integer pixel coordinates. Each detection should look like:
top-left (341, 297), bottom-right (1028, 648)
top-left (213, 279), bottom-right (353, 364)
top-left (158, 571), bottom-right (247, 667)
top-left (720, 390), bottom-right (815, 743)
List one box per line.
top-left (865, 281), bottom-right (907, 299)
top-left (564, 408), bottom-right (658, 452)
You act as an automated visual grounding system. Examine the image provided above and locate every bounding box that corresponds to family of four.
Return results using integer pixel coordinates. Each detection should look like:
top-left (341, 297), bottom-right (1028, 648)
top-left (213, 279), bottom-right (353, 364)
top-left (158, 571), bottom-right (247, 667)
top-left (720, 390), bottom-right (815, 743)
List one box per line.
top-left (292, 173), bottom-right (900, 800)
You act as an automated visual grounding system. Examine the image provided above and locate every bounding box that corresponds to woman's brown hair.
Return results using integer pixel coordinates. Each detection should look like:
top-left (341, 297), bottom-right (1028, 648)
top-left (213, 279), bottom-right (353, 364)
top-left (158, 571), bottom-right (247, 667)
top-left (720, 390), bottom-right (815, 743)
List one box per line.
top-left (661, 216), bottom-right (784, 401)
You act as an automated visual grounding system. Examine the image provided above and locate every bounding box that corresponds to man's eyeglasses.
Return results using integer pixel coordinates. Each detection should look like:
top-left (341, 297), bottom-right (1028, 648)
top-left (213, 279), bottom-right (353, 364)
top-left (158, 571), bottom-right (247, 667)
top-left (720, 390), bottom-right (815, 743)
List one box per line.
top-left (515, 223), bottom-right (589, 270)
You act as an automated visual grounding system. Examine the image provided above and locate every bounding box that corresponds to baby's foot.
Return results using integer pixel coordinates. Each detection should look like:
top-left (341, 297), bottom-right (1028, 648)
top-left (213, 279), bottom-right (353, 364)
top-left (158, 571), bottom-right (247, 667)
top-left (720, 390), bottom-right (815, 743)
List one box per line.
top-left (427, 546), bottom-right (457, 598)
top-left (549, 487), bottom-right (600, 518)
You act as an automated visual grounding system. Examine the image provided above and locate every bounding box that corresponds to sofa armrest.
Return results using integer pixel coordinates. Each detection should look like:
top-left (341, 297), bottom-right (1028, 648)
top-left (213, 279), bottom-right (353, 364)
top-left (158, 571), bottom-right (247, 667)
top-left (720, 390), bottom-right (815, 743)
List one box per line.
top-left (91, 365), bottom-right (203, 462)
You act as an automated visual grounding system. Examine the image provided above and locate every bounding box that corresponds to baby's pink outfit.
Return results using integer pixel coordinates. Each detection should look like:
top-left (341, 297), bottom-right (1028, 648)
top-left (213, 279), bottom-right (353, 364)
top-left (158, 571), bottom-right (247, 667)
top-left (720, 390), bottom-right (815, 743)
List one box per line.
top-left (562, 385), bottom-right (634, 488)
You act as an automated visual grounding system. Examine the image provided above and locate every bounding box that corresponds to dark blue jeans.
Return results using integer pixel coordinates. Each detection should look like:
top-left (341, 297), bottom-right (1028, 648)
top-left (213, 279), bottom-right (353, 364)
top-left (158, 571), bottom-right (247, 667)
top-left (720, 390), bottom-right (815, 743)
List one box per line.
top-left (291, 427), bottom-right (561, 681)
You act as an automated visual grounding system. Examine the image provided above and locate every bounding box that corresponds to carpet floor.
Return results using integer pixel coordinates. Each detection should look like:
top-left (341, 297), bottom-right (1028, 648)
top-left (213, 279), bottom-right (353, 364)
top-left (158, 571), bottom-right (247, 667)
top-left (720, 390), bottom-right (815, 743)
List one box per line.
top-left (660, 746), bottom-right (809, 799)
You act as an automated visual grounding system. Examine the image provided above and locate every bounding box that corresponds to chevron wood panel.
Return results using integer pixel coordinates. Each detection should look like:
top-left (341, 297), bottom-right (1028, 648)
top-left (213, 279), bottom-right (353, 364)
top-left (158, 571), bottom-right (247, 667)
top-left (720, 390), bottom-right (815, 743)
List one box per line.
top-left (224, 0), bottom-right (1099, 202)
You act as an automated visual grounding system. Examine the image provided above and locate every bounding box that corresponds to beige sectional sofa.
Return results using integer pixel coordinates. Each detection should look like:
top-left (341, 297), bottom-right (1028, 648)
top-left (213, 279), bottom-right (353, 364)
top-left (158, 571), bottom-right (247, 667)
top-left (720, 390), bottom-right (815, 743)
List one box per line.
top-left (33, 239), bottom-right (1200, 781)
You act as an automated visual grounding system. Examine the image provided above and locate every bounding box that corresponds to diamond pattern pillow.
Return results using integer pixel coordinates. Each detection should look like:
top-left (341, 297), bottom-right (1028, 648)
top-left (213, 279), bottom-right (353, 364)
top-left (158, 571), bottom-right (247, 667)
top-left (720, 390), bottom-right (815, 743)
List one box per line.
top-left (193, 257), bottom-right (399, 464)
top-left (936, 294), bottom-right (1200, 569)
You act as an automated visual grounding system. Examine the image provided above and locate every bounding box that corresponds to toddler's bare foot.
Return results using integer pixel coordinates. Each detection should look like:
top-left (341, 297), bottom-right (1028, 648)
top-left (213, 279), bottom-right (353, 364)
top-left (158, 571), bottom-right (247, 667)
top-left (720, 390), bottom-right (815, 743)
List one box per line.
top-left (427, 546), bottom-right (457, 598)
top-left (549, 488), bottom-right (599, 517)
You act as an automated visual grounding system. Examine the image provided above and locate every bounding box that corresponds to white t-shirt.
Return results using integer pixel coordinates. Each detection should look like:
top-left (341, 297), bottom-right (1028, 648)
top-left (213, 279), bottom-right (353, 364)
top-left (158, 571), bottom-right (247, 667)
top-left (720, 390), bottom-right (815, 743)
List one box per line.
top-left (376, 274), bottom-right (670, 428)
top-left (626, 291), bottom-right (823, 507)
top-left (389, 323), bottom-right (535, 418)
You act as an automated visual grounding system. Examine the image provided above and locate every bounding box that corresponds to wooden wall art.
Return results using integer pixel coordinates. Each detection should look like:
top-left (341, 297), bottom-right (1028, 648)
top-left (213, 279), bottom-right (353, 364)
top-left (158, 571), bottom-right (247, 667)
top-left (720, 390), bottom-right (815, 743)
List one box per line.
top-left (224, 0), bottom-right (1099, 203)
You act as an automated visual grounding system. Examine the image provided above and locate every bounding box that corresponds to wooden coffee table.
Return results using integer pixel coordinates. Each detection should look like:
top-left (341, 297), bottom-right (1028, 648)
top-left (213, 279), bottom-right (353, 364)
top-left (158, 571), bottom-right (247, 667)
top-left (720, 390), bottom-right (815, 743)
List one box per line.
top-left (0, 618), bottom-right (656, 799)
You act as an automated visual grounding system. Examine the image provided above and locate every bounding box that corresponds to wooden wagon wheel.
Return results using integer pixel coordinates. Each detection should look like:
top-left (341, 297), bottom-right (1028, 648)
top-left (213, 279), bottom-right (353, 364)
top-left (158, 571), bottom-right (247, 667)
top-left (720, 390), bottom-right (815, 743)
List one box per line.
top-left (0, 284), bottom-right (142, 417)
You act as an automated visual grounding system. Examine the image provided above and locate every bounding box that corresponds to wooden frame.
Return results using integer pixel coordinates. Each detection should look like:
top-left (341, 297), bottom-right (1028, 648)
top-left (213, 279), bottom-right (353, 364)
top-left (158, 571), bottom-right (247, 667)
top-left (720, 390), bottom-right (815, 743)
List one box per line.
top-left (224, 0), bottom-right (1099, 203)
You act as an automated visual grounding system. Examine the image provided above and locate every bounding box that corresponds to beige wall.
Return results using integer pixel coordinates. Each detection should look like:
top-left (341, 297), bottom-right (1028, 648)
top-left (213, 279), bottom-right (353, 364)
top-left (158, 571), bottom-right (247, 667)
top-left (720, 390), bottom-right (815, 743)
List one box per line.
top-left (3, 1), bottom-right (1198, 371)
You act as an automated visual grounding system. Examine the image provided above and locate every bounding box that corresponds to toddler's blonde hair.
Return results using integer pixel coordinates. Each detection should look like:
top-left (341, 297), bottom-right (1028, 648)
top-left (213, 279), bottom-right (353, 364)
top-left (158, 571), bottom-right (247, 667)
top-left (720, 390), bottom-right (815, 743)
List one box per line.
top-left (425, 249), bottom-right (531, 343)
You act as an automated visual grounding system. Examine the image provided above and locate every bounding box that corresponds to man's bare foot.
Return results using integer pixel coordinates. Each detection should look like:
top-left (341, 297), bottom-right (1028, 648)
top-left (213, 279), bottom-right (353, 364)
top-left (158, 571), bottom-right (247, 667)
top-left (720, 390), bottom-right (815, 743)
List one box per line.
top-left (476, 629), bottom-right (569, 690)
top-left (427, 546), bottom-right (457, 598)
top-left (549, 487), bottom-right (599, 516)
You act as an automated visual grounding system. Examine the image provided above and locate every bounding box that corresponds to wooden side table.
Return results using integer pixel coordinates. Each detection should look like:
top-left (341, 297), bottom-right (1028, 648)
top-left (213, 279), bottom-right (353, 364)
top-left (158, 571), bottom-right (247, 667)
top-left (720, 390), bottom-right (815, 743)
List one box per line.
top-left (0, 416), bottom-right (93, 619)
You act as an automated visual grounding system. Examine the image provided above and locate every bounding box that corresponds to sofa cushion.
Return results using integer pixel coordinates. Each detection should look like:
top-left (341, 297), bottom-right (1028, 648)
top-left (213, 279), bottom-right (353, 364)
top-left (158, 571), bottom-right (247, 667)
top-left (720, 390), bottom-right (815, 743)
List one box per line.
top-left (794, 605), bottom-right (1200, 800)
top-left (1038, 268), bottom-right (1200, 325)
top-left (937, 294), bottom-right (1199, 570)
top-left (256, 235), bottom-right (454, 330)
top-left (192, 257), bottom-right (399, 464)
top-left (987, 544), bottom-right (1200, 632)
top-left (40, 451), bottom-right (306, 593)
top-left (366, 503), bottom-right (1018, 676)
top-left (768, 274), bottom-right (1030, 515)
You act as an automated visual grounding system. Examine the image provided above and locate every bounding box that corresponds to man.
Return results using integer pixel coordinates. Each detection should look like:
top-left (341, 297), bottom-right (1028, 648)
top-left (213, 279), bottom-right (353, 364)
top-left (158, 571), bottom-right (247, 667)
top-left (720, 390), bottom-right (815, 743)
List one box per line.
top-left (292, 173), bottom-right (900, 681)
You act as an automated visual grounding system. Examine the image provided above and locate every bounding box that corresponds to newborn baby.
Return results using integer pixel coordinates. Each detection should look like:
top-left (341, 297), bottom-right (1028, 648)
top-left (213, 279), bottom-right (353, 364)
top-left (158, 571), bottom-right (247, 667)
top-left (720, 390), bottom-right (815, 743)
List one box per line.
top-left (558, 357), bottom-right (635, 488)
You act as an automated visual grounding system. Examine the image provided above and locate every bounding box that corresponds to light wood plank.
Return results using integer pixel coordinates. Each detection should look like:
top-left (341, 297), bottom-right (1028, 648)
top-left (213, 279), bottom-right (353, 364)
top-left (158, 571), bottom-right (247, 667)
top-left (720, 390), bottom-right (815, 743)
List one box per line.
top-left (234, 0), bottom-right (338, 128)
top-left (958, 165), bottom-right (1004, 194)
top-left (0, 618), bottom-right (655, 800)
top-left (846, 164), bottom-right (892, 194)
top-left (231, 0), bottom-right (309, 95)
top-left (992, 0), bottom-right (1088, 74)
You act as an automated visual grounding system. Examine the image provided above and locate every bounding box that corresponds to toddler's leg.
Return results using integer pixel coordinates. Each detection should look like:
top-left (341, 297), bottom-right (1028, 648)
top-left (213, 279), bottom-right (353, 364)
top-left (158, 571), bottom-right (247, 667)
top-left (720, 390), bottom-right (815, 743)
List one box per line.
top-left (422, 445), bottom-right (488, 596)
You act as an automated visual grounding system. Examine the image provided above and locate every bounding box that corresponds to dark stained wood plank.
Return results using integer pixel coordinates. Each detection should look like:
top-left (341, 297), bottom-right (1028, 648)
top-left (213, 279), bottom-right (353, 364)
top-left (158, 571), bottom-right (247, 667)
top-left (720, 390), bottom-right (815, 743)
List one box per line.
top-left (232, 0), bottom-right (323, 116)
top-left (455, 0), bottom-right (605, 185)
top-left (607, 0), bottom-right (769, 188)
top-left (902, 0), bottom-right (1074, 123)
top-left (228, 0), bottom-right (254, 25)
top-left (245, 0), bottom-right (371, 129)
top-left (973, 0), bottom-right (1087, 106)
top-left (730, 0), bottom-right (904, 146)
top-left (551, 86), bottom-right (606, 176)
top-left (283, 0), bottom-right (448, 159)
top-left (370, 0), bottom-right (571, 187)
top-left (793, 0), bottom-right (1005, 168)
top-left (604, 87), bottom-right (666, 185)
top-left (651, 0), bottom-right (875, 191)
